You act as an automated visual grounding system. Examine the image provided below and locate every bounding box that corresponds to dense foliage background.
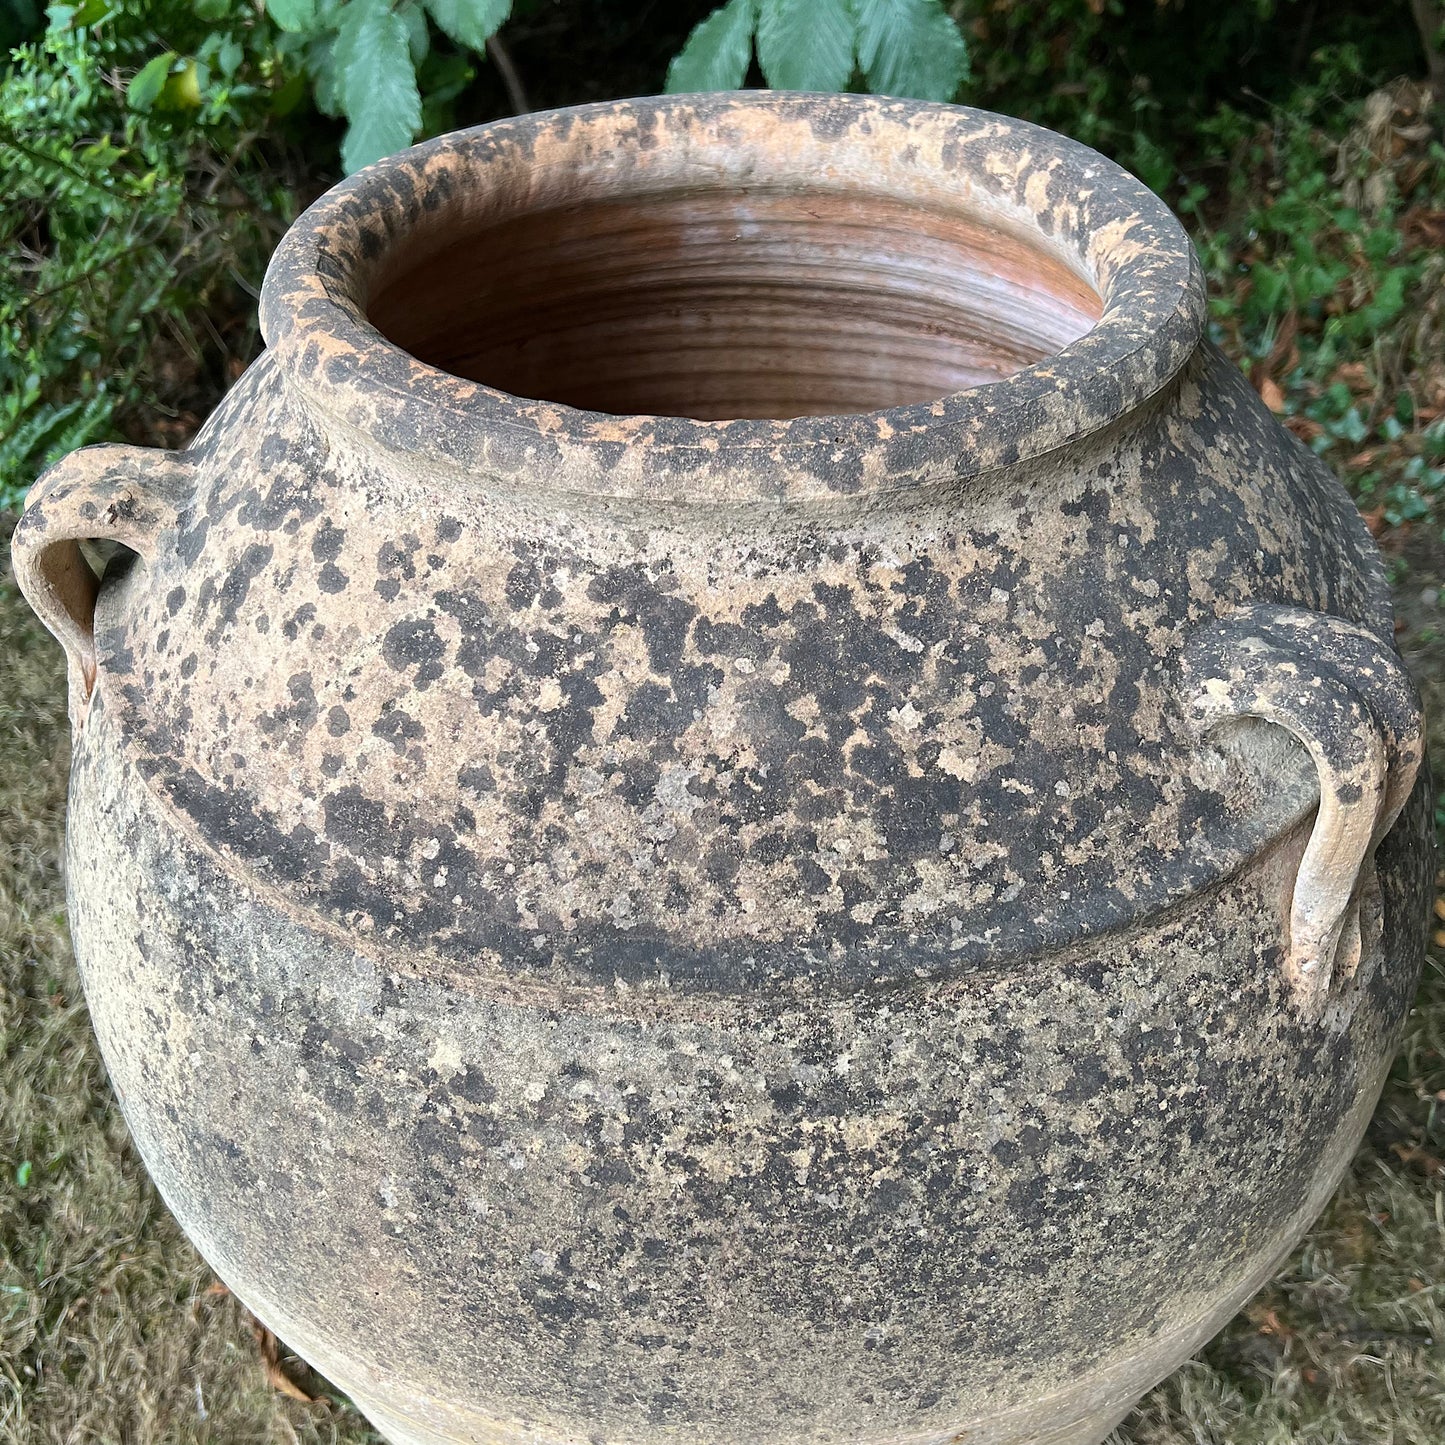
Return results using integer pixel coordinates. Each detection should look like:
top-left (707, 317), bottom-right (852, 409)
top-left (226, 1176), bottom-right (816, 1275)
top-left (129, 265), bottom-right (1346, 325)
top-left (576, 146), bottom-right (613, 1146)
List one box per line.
top-left (1, 0), bottom-right (1442, 515)
top-left (3, 3), bottom-right (1445, 1442)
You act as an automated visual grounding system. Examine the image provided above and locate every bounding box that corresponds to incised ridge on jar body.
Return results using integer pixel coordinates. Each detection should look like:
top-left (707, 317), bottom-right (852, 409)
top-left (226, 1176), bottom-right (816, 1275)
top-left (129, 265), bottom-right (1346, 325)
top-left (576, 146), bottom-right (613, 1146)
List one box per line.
top-left (12, 92), bottom-right (1434, 1445)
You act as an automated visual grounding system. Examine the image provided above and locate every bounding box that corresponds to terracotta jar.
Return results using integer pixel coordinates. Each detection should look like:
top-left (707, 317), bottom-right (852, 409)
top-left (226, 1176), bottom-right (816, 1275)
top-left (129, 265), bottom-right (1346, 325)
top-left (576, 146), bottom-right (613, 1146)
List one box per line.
top-left (13, 94), bottom-right (1432, 1445)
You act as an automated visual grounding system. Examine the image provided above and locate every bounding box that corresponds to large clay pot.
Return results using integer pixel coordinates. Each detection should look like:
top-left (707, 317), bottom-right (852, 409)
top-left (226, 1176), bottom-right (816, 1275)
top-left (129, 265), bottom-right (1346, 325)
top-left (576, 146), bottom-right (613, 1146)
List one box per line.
top-left (13, 93), bottom-right (1433, 1445)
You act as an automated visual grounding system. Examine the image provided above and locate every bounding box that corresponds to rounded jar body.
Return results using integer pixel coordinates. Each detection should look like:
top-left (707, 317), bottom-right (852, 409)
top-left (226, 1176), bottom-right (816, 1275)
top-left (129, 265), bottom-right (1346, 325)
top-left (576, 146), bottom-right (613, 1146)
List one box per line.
top-left (15, 94), bottom-right (1433, 1445)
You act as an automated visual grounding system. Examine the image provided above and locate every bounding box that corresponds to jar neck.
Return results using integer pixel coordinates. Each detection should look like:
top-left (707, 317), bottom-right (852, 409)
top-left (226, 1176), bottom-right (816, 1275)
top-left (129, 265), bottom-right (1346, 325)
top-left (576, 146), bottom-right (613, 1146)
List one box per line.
top-left (261, 93), bottom-right (1206, 507)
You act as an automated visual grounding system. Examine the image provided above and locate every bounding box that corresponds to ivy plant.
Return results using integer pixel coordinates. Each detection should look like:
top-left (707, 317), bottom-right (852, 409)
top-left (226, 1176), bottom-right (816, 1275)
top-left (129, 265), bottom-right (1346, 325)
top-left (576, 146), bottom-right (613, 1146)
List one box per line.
top-left (667, 0), bottom-right (969, 103)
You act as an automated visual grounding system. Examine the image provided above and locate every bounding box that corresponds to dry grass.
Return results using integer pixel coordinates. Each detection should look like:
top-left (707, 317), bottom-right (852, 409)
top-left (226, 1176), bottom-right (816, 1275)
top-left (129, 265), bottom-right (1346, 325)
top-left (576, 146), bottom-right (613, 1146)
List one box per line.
top-left (3, 526), bottom-right (1445, 1445)
top-left (1112, 961), bottom-right (1445, 1445)
top-left (0, 530), bottom-right (378, 1445)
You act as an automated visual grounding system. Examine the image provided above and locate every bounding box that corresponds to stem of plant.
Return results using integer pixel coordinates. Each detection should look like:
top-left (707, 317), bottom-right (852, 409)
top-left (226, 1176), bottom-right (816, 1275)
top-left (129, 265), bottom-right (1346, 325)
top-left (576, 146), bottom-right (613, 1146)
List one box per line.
top-left (487, 34), bottom-right (530, 116)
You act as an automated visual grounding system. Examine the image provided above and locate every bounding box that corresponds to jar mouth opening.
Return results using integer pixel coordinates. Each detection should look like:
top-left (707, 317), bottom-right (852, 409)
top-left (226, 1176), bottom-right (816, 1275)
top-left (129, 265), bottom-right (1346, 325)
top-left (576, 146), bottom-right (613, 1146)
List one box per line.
top-left (359, 152), bottom-right (1106, 425)
top-left (260, 93), bottom-right (1205, 503)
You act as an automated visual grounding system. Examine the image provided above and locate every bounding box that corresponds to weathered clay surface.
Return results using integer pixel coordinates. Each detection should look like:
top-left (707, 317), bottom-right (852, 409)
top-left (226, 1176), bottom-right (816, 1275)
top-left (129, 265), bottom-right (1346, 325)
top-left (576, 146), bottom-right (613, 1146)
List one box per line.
top-left (68, 690), bottom-right (1432, 1444)
top-left (14, 93), bottom-right (1436, 1445)
top-left (1180, 605), bottom-right (1426, 1010)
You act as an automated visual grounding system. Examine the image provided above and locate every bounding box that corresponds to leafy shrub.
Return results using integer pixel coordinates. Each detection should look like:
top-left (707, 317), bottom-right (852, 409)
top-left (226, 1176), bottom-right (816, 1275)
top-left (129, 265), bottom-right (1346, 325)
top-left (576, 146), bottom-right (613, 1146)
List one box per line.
top-left (961, 0), bottom-right (1431, 195)
top-left (667, 0), bottom-right (968, 101)
top-left (3, 0), bottom-right (1440, 516)
top-left (0, 3), bottom-right (297, 511)
top-left (1191, 73), bottom-right (1445, 531)
top-left (257, 0), bottom-right (970, 176)
top-left (262, 0), bottom-right (507, 174)
top-left (0, 0), bottom-right (983, 508)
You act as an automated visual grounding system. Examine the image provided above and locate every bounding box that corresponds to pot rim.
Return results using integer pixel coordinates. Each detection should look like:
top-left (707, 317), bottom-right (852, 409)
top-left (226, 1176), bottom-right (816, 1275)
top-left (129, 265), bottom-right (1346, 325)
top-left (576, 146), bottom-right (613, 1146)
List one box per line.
top-left (260, 91), bottom-right (1207, 505)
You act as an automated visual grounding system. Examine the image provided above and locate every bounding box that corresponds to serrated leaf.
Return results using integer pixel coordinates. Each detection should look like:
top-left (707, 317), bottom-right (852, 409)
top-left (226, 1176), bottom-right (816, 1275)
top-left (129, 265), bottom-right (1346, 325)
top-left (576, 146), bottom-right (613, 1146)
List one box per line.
top-left (308, 32), bottom-right (342, 115)
top-left (127, 50), bottom-right (175, 111)
top-left (399, 1), bottom-right (429, 64)
top-left (266, 0), bottom-right (315, 32)
top-left (756, 0), bottom-right (853, 91)
top-left (423, 0), bottom-right (510, 51)
top-left (666, 0), bottom-right (756, 93)
top-left (854, 0), bottom-right (967, 101)
top-left (335, 0), bottom-right (423, 172)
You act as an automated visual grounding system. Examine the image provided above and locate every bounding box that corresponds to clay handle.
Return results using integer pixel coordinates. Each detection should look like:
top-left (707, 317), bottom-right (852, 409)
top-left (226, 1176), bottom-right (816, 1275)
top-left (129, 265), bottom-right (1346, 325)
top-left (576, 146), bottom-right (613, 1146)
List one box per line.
top-left (1179, 604), bottom-right (1424, 1013)
top-left (12, 443), bottom-right (191, 732)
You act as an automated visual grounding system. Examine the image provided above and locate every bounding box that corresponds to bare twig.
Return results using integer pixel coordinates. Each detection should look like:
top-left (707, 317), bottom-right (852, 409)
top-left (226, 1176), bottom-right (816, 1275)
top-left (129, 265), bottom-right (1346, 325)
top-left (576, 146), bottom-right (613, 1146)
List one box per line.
top-left (251, 1318), bottom-right (316, 1404)
top-left (486, 33), bottom-right (530, 115)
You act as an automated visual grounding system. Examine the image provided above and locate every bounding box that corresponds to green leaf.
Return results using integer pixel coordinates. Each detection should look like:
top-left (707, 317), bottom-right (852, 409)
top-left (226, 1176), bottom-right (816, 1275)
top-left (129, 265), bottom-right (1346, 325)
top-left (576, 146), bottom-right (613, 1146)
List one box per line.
top-left (418, 49), bottom-right (474, 128)
top-left (756, 0), bottom-right (854, 92)
top-left (266, 0), bottom-right (315, 33)
top-left (334, 0), bottom-right (422, 173)
top-left (399, 1), bottom-right (429, 64)
top-left (309, 33), bottom-right (343, 115)
top-left (195, 0), bottom-right (230, 19)
top-left (423, 0), bottom-right (509, 51)
top-left (15, 1161), bottom-right (31, 1188)
top-left (127, 51), bottom-right (176, 112)
top-left (161, 57), bottom-right (205, 109)
top-left (215, 33), bottom-right (244, 76)
top-left (68, 0), bottom-right (113, 26)
top-left (854, 0), bottom-right (967, 101)
top-left (272, 64), bottom-right (308, 115)
top-left (666, 0), bottom-right (756, 93)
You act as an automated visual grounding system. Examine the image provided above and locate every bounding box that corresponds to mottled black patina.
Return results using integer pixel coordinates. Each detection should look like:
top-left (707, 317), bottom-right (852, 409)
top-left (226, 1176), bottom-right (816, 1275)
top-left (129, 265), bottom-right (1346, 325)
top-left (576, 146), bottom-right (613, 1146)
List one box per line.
top-left (13, 93), bottom-right (1434, 1445)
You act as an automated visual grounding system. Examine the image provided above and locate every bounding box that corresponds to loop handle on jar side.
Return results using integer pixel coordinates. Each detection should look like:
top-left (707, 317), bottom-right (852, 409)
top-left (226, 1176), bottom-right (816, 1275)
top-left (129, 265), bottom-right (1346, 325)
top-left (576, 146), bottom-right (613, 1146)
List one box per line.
top-left (1180, 604), bottom-right (1424, 1015)
top-left (12, 444), bottom-right (193, 733)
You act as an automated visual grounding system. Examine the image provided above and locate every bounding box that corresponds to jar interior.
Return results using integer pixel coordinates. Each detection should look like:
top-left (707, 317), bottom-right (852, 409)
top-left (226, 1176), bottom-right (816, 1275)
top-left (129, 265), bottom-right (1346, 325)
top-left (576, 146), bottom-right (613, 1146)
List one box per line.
top-left (364, 186), bottom-right (1104, 422)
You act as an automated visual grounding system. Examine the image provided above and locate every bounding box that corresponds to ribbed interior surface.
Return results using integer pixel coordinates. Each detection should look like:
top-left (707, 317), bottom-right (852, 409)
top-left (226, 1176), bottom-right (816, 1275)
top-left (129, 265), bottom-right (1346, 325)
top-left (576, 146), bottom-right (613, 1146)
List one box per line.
top-left (365, 187), bottom-right (1104, 421)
